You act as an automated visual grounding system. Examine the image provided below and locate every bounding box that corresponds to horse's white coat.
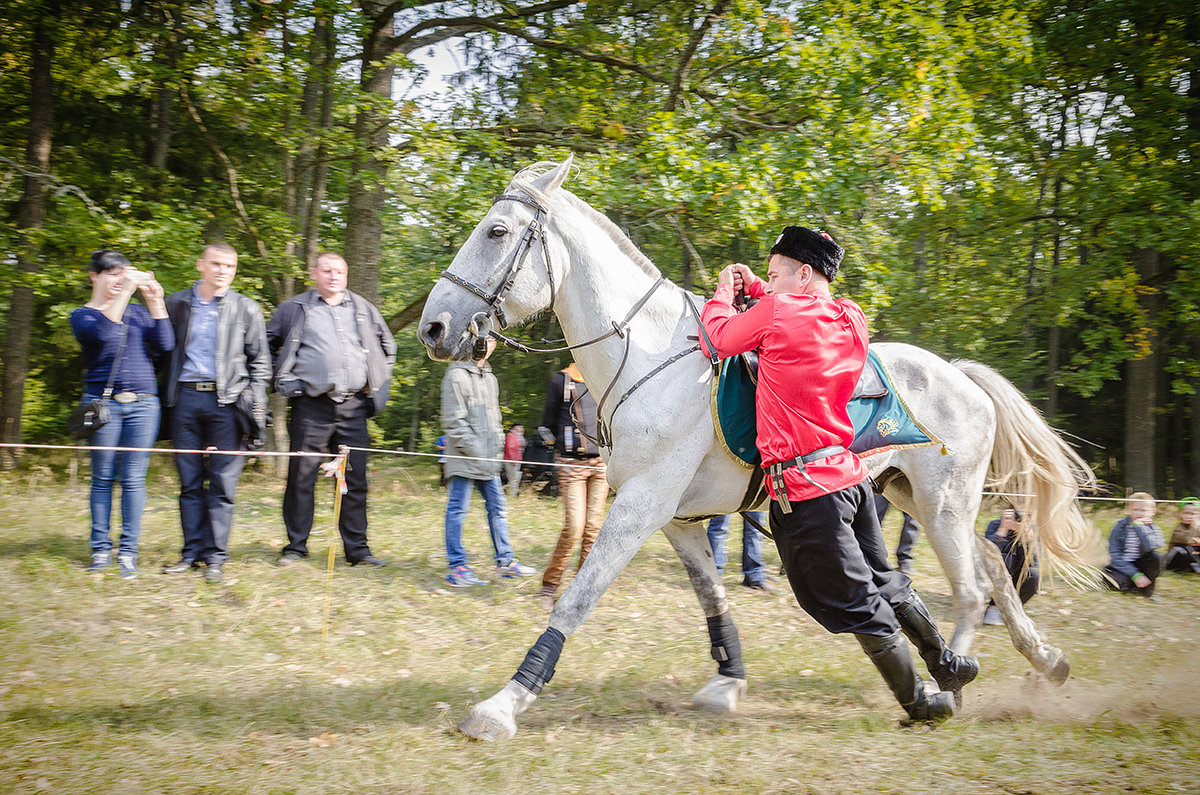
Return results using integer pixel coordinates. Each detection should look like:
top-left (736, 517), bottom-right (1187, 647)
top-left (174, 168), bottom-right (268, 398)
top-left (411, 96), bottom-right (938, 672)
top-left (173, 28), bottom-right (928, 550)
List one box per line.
top-left (419, 158), bottom-right (1091, 740)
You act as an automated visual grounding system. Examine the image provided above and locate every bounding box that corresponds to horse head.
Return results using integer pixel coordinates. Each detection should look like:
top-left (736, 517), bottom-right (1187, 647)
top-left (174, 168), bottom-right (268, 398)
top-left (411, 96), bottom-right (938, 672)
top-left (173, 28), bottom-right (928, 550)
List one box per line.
top-left (418, 156), bottom-right (574, 361)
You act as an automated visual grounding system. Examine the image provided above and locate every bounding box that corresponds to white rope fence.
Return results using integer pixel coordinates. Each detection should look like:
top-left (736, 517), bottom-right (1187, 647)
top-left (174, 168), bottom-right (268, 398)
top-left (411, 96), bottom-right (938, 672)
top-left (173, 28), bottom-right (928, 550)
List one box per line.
top-left (0, 442), bottom-right (1186, 501)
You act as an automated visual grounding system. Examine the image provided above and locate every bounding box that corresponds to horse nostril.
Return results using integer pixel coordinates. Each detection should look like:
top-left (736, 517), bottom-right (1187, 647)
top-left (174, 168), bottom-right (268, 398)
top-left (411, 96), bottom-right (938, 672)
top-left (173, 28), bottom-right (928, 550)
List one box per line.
top-left (421, 321), bottom-right (445, 346)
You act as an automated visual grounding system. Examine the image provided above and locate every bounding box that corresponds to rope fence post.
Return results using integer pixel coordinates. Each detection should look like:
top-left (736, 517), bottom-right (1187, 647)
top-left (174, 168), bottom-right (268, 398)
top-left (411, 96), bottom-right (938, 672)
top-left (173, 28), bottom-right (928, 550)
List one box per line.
top-left (320, 445), bottom-right (349, 657)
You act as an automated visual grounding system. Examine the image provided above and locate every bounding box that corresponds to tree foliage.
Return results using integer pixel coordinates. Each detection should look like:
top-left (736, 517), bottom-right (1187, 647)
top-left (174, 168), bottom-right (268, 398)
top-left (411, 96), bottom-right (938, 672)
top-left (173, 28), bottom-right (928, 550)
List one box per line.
top-left (0, 0), bottom-right (1196, 493)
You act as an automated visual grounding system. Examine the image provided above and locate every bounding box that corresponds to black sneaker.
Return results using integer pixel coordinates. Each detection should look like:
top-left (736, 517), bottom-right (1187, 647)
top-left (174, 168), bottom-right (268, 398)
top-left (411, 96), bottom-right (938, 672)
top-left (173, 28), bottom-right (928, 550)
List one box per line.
top-left (349, 555), bottom-right (388, 567)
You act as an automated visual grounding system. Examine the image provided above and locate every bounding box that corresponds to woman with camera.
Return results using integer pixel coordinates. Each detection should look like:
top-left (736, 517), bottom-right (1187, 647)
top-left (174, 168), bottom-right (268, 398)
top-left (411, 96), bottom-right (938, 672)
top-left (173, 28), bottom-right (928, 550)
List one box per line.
top-left (70, 250), bottom-right (174, 579)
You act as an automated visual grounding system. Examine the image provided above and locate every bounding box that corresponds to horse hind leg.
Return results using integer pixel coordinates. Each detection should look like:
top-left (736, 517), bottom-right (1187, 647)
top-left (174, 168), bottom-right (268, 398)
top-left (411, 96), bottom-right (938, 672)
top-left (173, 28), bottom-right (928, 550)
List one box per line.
top-left (977, 536), bottom-right (1070, 685)
top-left (661, 519), bottom-right (748, 714)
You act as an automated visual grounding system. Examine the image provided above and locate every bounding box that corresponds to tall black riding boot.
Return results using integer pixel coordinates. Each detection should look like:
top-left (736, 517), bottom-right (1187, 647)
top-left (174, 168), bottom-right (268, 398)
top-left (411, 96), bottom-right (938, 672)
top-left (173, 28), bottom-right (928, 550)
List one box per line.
top-left (894, 591), bottom-right (979, 693)
top-left (857, 631), bottom-right (954, 723)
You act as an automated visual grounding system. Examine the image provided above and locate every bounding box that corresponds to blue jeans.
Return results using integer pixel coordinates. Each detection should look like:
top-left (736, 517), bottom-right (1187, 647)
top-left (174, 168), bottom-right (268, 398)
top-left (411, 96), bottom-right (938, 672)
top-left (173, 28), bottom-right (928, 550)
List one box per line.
top-left (86, 394), bottom-right (160, 556)
top-left (707, 511), bottom-right (767, 584)
top-left (171, 387), bottom-right (245, 565)
top-left (444, 476), bottom-right (514, 569)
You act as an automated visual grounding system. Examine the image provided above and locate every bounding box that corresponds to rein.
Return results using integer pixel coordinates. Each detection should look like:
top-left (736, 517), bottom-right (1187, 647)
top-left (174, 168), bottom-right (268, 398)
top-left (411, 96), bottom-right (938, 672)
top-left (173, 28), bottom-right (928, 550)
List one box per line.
top-left (438, 191), bottom-right (716, 449)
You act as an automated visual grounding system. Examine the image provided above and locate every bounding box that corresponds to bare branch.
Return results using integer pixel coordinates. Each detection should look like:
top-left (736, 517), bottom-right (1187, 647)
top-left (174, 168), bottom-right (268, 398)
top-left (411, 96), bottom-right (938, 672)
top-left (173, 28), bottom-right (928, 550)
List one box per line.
top-left (179, 87), bottom-right (271, 262)
top-left (667, 213), bottom-right (711, 285)
top-left (667, 0), bottom-right (732, 112)
top-left (0, 157), bottom-right (115, 220)
top-left (387, 289), bottom-right (431, 332)
top-left (382, 0), bottom-right (584, 56)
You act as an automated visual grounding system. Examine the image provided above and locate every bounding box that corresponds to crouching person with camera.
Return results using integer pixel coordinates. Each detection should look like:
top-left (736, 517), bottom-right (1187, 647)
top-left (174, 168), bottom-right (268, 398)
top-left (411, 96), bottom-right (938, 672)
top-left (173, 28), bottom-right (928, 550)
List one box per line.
top-left (161, 242), bottom-right (271, 584)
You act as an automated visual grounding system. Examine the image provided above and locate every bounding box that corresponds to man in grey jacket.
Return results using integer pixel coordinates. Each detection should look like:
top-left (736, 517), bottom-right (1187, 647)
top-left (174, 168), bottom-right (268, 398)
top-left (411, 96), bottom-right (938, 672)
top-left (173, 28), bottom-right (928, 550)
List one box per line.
top-left (161, 242), bottom-right (271, 583)
top-left (441, 338), bottom-right (536, 587)
top-left (267, 252), bottom-right (396, 567)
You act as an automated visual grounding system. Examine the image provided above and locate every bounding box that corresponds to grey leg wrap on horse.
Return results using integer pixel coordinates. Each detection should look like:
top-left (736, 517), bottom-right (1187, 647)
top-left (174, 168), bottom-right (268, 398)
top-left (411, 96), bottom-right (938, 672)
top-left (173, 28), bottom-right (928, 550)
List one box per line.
top-left (858, 630), bottom-right (954, 722)
top-left (894, 591), bottom-right (979, 693)
top-left (706, 611), bottom-right (746, 679)
top-left (513, 627), bottom-right (566, 695)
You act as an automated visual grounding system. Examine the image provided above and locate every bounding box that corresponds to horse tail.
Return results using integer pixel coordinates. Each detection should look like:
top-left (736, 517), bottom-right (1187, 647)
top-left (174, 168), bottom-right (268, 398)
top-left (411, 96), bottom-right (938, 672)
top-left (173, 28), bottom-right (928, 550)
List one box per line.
top-left (952, 359), bottom-right (1101, 589)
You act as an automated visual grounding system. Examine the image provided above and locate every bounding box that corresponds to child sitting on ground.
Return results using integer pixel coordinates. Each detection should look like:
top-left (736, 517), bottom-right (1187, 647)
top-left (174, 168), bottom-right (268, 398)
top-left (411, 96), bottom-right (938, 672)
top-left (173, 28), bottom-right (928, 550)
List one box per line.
top-left (1103, 492), bottom-right (1165, 601)
top-left (1164, 496), bottom-right (1200, 574)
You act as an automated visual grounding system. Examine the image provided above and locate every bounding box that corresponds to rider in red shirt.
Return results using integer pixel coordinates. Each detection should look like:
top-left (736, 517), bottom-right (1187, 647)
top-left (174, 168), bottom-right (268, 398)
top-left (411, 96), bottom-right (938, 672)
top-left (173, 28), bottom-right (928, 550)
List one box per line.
top-left (702, 225), bottom-right (977, 722)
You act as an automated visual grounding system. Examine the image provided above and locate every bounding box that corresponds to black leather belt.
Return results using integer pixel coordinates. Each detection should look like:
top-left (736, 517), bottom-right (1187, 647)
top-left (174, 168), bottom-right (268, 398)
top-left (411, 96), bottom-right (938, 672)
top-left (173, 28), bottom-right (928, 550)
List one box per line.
top-left (112, 391), bottom-right (156, 404)
top-left (180, 381), bottom-right (217, 392)
top-left (764, 445), bottom-right (847, 514)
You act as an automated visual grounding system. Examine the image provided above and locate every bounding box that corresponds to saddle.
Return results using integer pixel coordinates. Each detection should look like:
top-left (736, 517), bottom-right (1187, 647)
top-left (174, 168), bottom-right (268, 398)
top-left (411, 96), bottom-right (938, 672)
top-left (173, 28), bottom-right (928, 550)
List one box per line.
top-left (712, 349), bottom-right (943, 470)
top-left (738, 349), bottom-right (888, 400)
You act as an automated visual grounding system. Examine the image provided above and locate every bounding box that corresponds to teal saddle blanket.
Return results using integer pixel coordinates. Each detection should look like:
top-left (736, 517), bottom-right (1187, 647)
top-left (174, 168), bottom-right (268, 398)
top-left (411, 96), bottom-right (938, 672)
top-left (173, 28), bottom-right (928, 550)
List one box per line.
top-left (712, 349), bottom-right (942, 468)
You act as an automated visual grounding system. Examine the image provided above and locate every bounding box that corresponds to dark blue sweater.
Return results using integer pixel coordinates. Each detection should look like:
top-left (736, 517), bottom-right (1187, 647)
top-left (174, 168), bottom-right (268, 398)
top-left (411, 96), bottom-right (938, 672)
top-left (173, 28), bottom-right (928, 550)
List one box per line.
top-left (71, 305), bottom-right (175, 395)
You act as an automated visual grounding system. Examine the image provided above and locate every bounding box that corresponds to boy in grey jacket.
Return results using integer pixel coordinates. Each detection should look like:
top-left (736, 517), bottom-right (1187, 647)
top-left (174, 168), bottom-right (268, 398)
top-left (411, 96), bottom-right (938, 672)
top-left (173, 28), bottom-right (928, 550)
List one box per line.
top-left (441, 338), bottom-right (536, 587)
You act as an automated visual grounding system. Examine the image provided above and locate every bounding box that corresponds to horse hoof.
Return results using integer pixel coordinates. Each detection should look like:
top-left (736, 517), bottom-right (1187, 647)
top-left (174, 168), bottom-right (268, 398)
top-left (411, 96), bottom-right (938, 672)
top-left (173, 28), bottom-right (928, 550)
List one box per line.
top-left (1047, 654), bottom-right (1070, 686)
top-left (691, 674), bottom-right (747, 713)
top-left (457, 704), bottom-right (518, 742)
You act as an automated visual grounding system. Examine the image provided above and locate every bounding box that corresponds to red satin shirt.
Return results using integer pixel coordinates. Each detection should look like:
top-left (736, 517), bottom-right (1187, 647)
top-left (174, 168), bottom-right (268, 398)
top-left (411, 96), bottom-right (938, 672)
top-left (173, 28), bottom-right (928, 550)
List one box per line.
top-left (701, 276), bottom-right (869, 502)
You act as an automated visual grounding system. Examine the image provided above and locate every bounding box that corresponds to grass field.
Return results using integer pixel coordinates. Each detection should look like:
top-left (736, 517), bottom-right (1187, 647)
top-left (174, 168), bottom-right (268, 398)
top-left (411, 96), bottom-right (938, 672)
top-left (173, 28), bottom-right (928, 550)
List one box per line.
top-left (1, 453), bottom-right (1199, 794)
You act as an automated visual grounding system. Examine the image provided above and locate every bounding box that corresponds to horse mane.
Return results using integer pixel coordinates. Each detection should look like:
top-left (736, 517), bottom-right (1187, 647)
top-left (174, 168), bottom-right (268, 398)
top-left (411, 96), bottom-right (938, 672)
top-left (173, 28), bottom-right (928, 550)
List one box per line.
top-left (509, 163), bottom-right (664, 281)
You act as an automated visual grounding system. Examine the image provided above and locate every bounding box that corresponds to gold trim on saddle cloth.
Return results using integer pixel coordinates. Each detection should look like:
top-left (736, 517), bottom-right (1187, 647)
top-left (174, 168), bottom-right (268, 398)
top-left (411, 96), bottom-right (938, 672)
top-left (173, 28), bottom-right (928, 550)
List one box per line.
top-left (710, 365), bottom-right (756, 470)
top-left (858, 353), bottom-right (947, 458)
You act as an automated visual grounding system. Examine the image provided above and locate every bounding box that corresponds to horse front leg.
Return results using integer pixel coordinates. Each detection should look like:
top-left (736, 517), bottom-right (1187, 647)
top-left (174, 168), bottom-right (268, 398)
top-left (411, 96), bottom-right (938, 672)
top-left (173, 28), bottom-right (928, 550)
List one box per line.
top-left (661, 519), bottom-right (748, 713)
top-left (457, 488), bottom-right (678, 741)
top-left (977, 537), bottom-right (1070, 685)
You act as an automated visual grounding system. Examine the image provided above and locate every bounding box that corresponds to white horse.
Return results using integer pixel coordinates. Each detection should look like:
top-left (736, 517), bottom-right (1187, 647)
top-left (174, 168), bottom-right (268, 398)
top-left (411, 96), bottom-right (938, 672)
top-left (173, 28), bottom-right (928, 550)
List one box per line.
top-left (418, 157), bottom-right (1096, 741)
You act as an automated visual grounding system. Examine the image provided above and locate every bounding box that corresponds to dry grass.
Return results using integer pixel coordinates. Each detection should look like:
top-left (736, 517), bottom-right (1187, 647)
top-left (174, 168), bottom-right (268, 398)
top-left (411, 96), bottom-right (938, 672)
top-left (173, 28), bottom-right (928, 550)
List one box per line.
top-left (1, 453), bottom-right (1199, 794)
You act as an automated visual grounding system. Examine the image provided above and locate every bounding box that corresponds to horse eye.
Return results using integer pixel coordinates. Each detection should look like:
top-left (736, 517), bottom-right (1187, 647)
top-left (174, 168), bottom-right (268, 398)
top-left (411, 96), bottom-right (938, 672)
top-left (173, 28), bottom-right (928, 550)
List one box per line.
top-left (488, 225), bottom-right (507, 239)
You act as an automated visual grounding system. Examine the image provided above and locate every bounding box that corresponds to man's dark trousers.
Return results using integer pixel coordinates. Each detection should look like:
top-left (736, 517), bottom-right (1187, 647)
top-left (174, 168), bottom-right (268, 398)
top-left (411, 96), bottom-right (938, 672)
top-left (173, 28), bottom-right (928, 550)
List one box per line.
top-left (172, 386), bottom-right (245, 565)
top-left (770, 481), bottom-right (910, 636)
top-left (282, 393), bottom-right (371, 562)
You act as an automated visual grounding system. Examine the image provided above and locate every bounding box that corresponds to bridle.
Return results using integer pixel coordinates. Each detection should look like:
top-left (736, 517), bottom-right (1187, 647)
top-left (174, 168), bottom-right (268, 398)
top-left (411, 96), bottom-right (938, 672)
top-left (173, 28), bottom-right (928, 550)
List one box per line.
top-left (437, 193), bottom-right (552, 332)
top-left (436, 191), bottom-right (719, 448)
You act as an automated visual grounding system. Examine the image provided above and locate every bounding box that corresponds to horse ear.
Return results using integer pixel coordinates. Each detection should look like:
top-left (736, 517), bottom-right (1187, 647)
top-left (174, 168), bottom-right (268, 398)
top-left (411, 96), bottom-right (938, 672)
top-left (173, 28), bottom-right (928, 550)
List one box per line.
top-left (535, 155), bottom-right (574, 195)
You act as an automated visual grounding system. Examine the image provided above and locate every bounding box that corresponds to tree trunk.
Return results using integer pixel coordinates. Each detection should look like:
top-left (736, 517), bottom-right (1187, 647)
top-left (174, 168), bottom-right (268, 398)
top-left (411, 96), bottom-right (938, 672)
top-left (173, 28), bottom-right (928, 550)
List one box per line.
top-left (1191, 343), bottom-right (1200, 495)
top-left (344, 12), bottom-right (394, 305)
top-left (301, 14), bottom-right (335, 270)
top-left (1044, 176), bottom-right (1064, 418)
top-left (148, 7), bottom-right (176, 171)
top-left (1, 11), bottom-right (55, 457)
top-left (1123, 247), bottom-right (1162, 492)
top-left (407, 384), bottom-right (421, 452)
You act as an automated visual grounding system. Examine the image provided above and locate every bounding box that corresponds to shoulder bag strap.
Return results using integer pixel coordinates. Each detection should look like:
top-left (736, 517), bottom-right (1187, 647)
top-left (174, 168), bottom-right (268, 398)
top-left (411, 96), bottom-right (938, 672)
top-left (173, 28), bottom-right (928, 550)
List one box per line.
top-left (99, 311), bottom-right (131, 401)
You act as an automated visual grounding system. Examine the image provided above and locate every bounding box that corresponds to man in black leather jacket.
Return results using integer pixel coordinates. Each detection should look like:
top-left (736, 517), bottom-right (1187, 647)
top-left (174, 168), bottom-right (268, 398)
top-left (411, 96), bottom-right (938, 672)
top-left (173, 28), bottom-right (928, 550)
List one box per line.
top-left (161, 242), bottom-right (271, 583)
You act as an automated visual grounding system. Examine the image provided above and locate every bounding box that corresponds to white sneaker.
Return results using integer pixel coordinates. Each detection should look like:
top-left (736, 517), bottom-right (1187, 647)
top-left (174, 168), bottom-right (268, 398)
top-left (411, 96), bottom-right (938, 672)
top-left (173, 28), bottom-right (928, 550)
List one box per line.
top-left (495, 559), bottom-right (537, 578)
top-left (87, 552), bottom-right (110, 574)
top-left (117, 554), bottom-right (138, 580)
top-left (982, 605), bottom-right (1003, 626)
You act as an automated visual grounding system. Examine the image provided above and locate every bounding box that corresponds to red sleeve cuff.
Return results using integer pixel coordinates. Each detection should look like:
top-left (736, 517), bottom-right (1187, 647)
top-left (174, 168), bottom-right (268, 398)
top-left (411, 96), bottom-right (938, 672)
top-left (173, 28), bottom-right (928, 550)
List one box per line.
top-left (713, 283), bottom-right (736, 303)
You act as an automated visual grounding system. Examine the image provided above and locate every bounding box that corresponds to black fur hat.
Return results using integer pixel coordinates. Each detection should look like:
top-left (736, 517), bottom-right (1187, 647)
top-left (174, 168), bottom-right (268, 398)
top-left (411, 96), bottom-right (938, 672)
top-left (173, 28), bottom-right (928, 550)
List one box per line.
top-left (769, 226), bottom-right (844, 281)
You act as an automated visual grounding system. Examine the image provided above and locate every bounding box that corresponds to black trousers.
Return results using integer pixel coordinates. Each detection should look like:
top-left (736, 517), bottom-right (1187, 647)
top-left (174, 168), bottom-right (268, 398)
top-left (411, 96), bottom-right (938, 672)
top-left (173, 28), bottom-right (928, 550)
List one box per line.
top-left (1165, 544), bottom-right (1200, 573)
top-left (282, 393), bottom-right (371, 562)
top-left (172, 387), bottom-right (245, 565)
top-left (770, 480), bottom-right (911, 636)
top-left (1103, 551), bottom-right (1162, 597)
